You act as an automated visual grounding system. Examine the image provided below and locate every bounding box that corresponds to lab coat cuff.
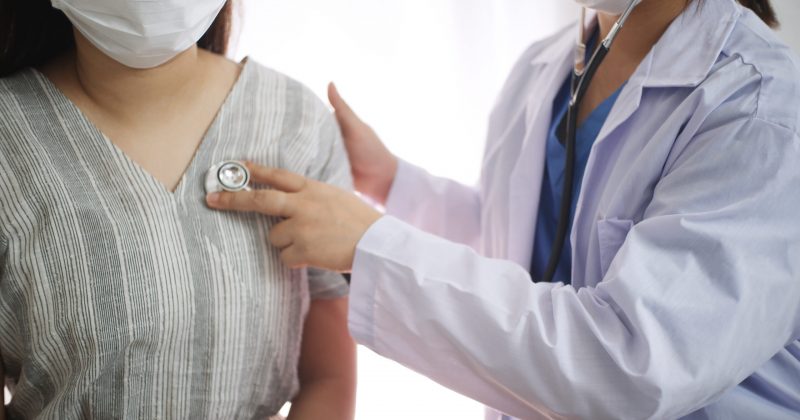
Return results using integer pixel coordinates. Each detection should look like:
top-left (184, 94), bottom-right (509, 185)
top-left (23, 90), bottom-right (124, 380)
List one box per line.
top-left (348, 215), bottom-right (406, 348)
top-left (385, 160), bottom-right (427, 219)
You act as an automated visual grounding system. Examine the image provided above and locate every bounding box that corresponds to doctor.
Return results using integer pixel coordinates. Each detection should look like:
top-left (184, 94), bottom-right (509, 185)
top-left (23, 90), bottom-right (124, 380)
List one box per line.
top-left (207, 0), bottom-right (800, 417)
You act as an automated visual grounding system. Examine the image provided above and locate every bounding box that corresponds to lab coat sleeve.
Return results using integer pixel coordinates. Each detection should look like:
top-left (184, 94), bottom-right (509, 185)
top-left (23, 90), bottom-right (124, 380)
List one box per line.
top-left (349, 118), bottom-right (800, 419)
top-left (384, 159), bottom-right (481, 249)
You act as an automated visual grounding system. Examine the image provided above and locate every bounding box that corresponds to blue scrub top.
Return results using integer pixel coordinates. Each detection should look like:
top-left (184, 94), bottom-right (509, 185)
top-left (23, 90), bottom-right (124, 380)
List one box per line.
top-left (530, 48), bottom-right (625, 284)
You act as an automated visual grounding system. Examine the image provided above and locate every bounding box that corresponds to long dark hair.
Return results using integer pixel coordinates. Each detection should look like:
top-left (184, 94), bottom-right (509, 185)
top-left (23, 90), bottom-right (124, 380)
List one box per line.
top-left (737, 0), bottom-right (779, 27)
top-left (0, 1), bottom-right (234, 77)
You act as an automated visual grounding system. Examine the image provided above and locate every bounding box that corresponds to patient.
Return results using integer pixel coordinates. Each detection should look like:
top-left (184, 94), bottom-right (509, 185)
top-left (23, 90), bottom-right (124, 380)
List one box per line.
top-left (0, 1), bottom-right (355, 418)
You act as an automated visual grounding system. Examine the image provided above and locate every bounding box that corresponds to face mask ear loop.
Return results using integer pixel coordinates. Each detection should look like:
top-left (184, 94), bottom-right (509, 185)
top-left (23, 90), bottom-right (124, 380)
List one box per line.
top-left (575, 7), bottom-right (587, 75)
top-left (573, 7), bottom-right (588, 92)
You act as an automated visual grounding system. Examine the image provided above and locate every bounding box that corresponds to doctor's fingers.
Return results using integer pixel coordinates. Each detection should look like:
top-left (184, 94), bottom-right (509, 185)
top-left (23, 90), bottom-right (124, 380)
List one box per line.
top-left (207, 189), bottom-right (297, 218)
top-left (328, 83), bottom-right (367, 135)
top-left (244, 163), bottom-right (307, 193)
top-left (279, 245), bottom-right (307, 269)
top-left (268, 219), bottom-right (295, 249)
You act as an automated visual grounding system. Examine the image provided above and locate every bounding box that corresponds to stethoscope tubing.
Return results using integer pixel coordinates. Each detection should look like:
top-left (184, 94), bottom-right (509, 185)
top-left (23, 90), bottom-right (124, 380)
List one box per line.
top-left (539, 0), bottom-right (638, 284)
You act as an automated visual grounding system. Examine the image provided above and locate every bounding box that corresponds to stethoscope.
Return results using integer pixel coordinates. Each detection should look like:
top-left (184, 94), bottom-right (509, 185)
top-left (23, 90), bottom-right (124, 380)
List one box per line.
top-left (540, 0), bottom-right (639, 283)
top-left (205, 160), bottom-right (252, 193)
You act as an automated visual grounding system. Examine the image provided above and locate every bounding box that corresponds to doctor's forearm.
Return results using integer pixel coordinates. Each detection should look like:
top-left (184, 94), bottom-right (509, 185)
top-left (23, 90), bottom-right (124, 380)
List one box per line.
top-left (350, 132), bottom-right (800, 418)
top-left (349, 217), bottom-right (665, 419)
top-left (385, 161), bottom-right (482, 248)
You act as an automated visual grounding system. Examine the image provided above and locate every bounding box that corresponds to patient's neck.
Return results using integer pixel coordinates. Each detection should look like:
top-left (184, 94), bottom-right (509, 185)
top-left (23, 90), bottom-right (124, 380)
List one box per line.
top-left (69, 29), bottom-right (205, 121)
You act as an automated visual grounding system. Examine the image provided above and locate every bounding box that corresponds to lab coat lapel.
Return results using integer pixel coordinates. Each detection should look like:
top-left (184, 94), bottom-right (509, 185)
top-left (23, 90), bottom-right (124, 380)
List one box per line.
top-left (504, 0), bottom-right (740, 271)
top-left (505, 29), bottom-right (574, 268)
top-left (588, 0), bottom-right (739, 154)
top-left (585, 0), bottom-right (738, 153)
top-left (567, 73), bottom-right (644, 285)
top-left (570, 0), bottom-right (741, 284)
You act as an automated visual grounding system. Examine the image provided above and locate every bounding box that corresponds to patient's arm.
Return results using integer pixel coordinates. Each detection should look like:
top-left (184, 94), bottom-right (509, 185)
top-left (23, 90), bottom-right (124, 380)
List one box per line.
top-left (289, 297), bottom-right (356, 420)
top-left (1, 347), bottom-right (5, 420)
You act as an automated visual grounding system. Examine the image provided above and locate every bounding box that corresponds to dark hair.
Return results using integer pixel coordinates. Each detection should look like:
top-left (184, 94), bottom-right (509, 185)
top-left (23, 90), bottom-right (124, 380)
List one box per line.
top-left (0, 1), bottom-right (234, 77)
top-left (737, 0), bottom-right (779, 27)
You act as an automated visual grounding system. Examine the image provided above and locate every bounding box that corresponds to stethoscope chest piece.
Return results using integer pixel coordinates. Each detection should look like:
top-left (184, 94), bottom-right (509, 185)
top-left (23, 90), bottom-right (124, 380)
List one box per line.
top-left (205, 160), bottom-right (252, 193)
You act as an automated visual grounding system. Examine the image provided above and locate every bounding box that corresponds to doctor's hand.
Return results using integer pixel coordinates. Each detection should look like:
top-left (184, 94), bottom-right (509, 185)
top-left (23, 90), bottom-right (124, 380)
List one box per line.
top-left (206, 163), bottom-right (382, 272)
top-left (328, 83), bottom-right (398, 205)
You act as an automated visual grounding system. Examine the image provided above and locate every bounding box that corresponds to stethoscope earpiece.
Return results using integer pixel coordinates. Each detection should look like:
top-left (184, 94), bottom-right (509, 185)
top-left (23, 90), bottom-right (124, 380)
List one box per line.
top-left (205, 160), bottom-right (252, 194)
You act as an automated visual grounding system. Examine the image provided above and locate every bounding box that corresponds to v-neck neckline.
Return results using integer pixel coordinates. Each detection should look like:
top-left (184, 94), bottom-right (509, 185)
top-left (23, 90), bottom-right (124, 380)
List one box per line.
top-left (32, 58), bottom-right (251, 198)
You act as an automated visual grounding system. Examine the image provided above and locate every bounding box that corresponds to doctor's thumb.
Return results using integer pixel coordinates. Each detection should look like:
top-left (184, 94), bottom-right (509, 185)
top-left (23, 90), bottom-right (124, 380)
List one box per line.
top-left (328, 82), bottom-right (365, 134)
top-left (326, 82), bottom-right (396, 204)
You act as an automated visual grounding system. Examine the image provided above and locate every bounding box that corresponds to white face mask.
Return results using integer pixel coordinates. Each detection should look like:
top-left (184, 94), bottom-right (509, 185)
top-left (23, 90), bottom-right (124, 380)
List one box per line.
top-left (574, 0), bottom-right (639, 15)
top-left (51, 0), bottom-right (227, 69)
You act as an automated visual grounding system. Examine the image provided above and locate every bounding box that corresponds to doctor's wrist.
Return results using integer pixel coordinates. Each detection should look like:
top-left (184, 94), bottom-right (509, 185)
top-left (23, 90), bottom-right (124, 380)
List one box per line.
top-left (353, 154), bottom-right (398, 206)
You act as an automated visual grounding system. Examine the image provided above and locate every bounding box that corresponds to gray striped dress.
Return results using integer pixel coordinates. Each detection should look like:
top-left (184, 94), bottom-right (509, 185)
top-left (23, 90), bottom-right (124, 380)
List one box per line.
top-left (0, 59), bottom-right (351, 419)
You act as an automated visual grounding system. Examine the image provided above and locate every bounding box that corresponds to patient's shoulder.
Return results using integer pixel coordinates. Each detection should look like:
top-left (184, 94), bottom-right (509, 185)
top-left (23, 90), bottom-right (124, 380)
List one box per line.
top-left (0, 69), bottom-right (48, 142)
top-left (242, 58), bottom-right (333, 123)
top-left (237, 59), bottom-right (342, 168)
top-left (0, 68), bottom-right (40, 104)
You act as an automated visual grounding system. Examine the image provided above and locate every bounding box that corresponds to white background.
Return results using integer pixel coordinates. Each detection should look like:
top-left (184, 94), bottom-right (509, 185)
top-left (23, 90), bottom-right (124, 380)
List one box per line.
top-left (232, 1), bottom-right (799, 419)
top-left (774, 0), bottom-right (800, 53)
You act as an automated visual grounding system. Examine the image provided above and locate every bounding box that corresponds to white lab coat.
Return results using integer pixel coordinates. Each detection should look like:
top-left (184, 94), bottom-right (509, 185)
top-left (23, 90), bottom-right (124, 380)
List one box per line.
top-left (349, 0), bottom-right (800, 418)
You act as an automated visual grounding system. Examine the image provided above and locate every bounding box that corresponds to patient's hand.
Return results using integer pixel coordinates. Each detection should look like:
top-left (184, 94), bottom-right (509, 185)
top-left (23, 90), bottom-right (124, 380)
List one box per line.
top-left (328, 83), bottom-right (398, 206)
top-left (206, 163), bottom-right (382, 272)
